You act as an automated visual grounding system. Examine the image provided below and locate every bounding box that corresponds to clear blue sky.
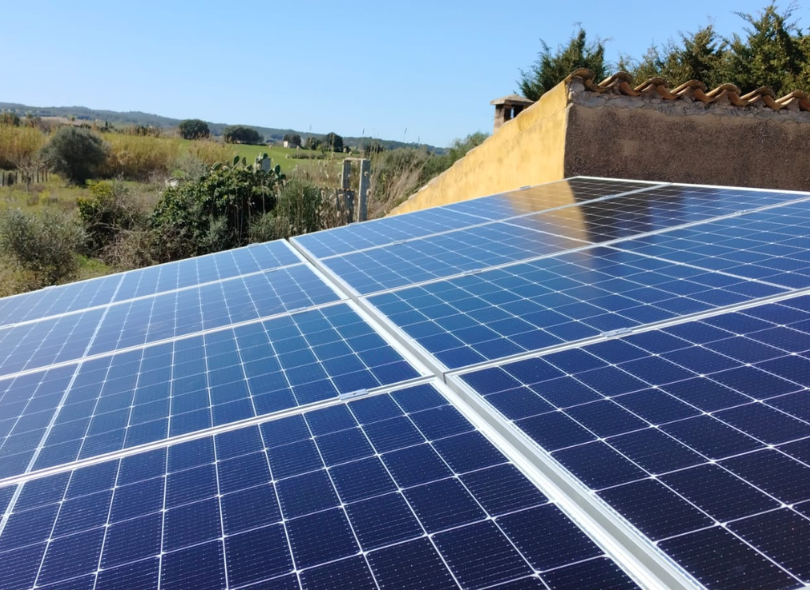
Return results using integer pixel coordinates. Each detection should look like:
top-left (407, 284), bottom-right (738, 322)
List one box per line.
top-left (2, 1), bottom-right (805, 147)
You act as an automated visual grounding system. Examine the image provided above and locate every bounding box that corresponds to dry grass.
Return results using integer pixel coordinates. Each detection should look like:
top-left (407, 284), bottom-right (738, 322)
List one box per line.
top-left (0, 125), bottom-right (45, 169)
top-left (185, 140), bottom-right (233, 166)
top-left (101, 135), bottom-right (182, 180)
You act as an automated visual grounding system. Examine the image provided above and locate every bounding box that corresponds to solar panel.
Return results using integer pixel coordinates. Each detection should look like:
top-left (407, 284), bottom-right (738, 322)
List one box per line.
top-left (0, 382), bottom-right (639, 590)
top-left (4, 177), bottom-right (810, 589)
top-left (612, 199), bottom-right (810, 288)
top-left (0, 240), bottom-right (302, 329)
top-left (509, 184), bottom-right (804, 244)
top-left (367, 247), bottom-right (784, 370)
top-left (456, 291), bottom-right (810, 589)
top-left (0, 302), bottom-right (424, 480)
top-left (0, 264), bottom-right (342, 379)
top-left (293, 178), bottom-right (659, 259)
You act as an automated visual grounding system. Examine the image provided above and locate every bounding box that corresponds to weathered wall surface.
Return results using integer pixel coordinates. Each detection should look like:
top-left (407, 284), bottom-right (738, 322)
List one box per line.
top-left (390, 73), bottom-right (810, 217)
top-left (564, 101), bottom-right (810, 191)
top-left (389, 83), bottom-right (570, 216)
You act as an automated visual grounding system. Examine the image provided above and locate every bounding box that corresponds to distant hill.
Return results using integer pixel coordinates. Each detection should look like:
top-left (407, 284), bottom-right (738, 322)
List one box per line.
top-left (0, 101), bottom-right (444, 153)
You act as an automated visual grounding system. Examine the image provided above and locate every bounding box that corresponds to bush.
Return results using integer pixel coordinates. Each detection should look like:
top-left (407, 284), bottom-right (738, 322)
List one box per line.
top-left (223, 126), bottom-right (263, 145)
top-left (178, 119), bottom-right (210, 140)
top-left (40, 127), bottom-right (108, 184)
top-left (0, 208), bottom-right (86, 287)
top-left (77, 180), bottom-right (147, 255)
top-left (150, 155), bottom-right (284, 261)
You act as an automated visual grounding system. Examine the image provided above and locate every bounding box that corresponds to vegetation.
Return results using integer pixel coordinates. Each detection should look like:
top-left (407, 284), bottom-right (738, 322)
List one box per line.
top-left (518, 28), bottom-right (607, 100)
top-left (282, 133), bottom-right (302, 147)
top-left (324, 132), bottom-right (344, 152)
top-left (0, 208), bottom-right (86, 288)
top-left (40, 127), bottom-right (108, 185)
top-left (178, 119), bottom-right (210, 140)
top-left (223, 125), bottom-right (263, 145)
top-left (522, 4), bottom-right (810, 98)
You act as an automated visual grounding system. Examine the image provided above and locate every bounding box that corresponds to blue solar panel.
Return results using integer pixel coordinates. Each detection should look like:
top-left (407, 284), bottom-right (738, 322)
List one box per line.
top-left (612, 199), bottom-right (810, 288)
top-left (509, 184), bottom-right (802, 245)
top-left (0, 264), bottom-right (340, 379)
top-left (322, 223), bottom-right (587, 295)
top-left (294, 178), bottom-right (657, 259)
top-left (0, 382), bottom-right (639, 590)
top-left (458, 292), bottom-right (810, 589)
top-left (0, 240), bottom-right (301, 329)
top-left (16, 303), bottom-right (422, 476)
top-left (4, 177), bottom-right (810, 589)
top-left (369, 247), bottom-right (784, 369)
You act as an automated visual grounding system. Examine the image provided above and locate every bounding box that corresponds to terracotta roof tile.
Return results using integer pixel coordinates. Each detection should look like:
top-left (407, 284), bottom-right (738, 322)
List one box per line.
top-left (564, 69), bottom-right (810, 112)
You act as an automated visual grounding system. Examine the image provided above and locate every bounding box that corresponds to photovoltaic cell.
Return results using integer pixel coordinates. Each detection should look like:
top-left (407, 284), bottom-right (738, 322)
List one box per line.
top-left (0, 308), bottom-right (105, 378)
top-left (294, 178), bottom-right (657, 258)
top-left (0, 383), bottom-right (639, 590)
top-left (0, 264), bottom-right (340, 378)
top-left (0, 240), bottom-right (301, 329)
top-left (0, 365), bottom-right (78, 479)
top-left (322, 223), bottom-right (587, 294)
top-left (369, 247), bottom-right (784, 369)
top-left (22, 303), bottom-right (421, 476)
top-left (611, 199), bottom-right (810, 288)
top-left (88, 264), bottom-right (341, 356)
top-left (509, 184), bottom-right (801, 245)
top-left (458, 292), bottom-right (810, 589)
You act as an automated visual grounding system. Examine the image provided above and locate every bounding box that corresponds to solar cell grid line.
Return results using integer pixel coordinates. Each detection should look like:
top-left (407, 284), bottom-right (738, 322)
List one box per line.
top-left (505, 183), bottom-right (810, 246)
top-left (88, 263), bottom-right (342, 357)
top-left (307, 180), bottom-right (665, 266)
top-left (0, 366), bottom-right (79, 480)
top-left (293, 178), bottom-right (662, 259)
top-left (24, 302), bottom-right (424, 473)
top-left (0, 381), bottom-right (642, 590)
top-left (611, 200), bottom-right (810, 289)
top-left (454, 295), bottom-right (810, 589)
top-left (0, 273), bottom-right (123, 330)
top-left (365, 246), bottom-right (786, 371)
top-left (111, 239), bottom-right (304, 302)
top-left (0, 307), bottom-right (106, 379)
top-left (320, 222), bottom-right (591, 296)
top-left (0, 240), bottom-right (303, 330)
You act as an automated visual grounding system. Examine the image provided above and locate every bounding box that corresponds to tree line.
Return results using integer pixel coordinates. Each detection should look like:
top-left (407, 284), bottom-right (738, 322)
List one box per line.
top-left (518, 3), bottom-right (810, 100)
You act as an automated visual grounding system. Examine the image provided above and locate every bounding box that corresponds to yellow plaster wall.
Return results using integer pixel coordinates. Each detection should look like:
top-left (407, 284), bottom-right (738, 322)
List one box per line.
top-left (389, 82), bottom-right (571, 216)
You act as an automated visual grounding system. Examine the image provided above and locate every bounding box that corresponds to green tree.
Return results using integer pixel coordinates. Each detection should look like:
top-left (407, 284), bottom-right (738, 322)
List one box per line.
top-left (223, 125), bottom-right (263, 144)
top-left (630, 26), bottom-right (724, 87)
top-left (0, 208), bottom-right (86, 287)
top-left (40, 126), bottom-right (108, 184)
top-left (178, 119), bottom-right (210, 139)
top-left (282, 133), bottom-right (302, 147)
top-left (721, 3), bottom-right (808, 95)
top-left (325, 132), bottom-right (344, 152)
top-left (363, 140), bottom-right (386, 156)
top-left (150, 154), bottom-right (285, 260)
top-left (517, 28), bottom-right (607, 100)
top-left (305, 136), bottom-right (322, 150)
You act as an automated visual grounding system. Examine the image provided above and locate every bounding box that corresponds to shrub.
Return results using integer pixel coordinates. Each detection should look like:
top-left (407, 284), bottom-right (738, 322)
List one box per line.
top-left (77, 180), bottom-right (147, 255)
top-left (0, 208), bottom-right (86, 287)
top-left (150, 155), bottom-right (284, 261)
top-left (223, 126), bottom-right (263, 144)
top-left (178, 119), bottom-right (210, 140)
top-left (40, 127), bottom-right (108, 184)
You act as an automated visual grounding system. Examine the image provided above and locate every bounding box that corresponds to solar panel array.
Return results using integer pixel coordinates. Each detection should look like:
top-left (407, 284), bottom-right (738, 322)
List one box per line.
top-left (3, 176), bottom-right (810, 589)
